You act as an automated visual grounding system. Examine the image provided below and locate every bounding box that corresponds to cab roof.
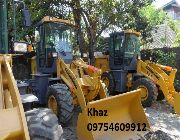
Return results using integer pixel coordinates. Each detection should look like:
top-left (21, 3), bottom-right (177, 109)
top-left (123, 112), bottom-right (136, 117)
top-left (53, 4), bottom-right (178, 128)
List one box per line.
top-left (110, 30), bottom-right (141, 37)
top-left (35, 16), bottom-right (76, 28)
top-left (124, 30), bottom-right (141, 37)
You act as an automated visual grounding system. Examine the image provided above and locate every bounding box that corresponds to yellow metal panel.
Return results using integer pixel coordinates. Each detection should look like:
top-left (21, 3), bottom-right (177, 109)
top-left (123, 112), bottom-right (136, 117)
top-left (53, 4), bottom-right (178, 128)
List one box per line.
top-left (124, 30), bottom-right (141, 36)
top-left (31, 56), bottom-right (37, 75)
top-left (4, 89), bottom-right (13, 108)
top-left (94, 57), bottom-right (109, 73)
top-left (0, 64), bottom-right (4, 109)
top-left (0, 108), bottom-right (22, 140)
top-left (174, 93), bottom-right (180, 115)
top-left (77, 89), bottom-right (150, 140)
top-left (0, 55), bottom-right (30, 140)
top-left (41, 16), bottom-right (76, 27)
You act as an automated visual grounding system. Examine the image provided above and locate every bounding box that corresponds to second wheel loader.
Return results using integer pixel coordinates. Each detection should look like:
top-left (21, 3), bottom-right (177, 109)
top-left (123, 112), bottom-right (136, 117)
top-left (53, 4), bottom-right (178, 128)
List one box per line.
top-left (94, 30), bottom-right (180, 115)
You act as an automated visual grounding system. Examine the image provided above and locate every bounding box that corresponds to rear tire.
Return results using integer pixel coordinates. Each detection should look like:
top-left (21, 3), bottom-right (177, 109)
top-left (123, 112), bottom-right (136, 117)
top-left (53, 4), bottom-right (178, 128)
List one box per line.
top-left (132, 78), bottom-right (158, 107)
top-left (101, 72), bottom-right (115, 95)
top-left (47, 83), bottom-right (74, 124)
top-left (26, 108), bottom-right (63, 140)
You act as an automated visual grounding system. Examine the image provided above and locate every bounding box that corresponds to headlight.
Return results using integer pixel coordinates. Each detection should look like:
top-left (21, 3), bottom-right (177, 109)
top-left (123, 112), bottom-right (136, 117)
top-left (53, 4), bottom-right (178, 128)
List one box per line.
top-left (52, 52), bottom-right (58, 57)
top-left (14, 42), bottom-right (28, 53)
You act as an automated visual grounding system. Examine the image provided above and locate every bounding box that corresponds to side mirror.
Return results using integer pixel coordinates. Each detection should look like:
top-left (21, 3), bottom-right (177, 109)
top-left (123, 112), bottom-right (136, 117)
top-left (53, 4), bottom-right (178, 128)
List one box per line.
top-left (13, 42), bottom-right (28, 53)
top-left (22, 9), bottom-right (31, 27)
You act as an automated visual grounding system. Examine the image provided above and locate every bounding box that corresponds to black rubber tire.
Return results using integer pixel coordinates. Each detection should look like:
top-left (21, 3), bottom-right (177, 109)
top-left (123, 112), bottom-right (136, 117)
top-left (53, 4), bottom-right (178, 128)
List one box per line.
top-left (101, 72), bottom-right (115, 95)
top-left (132, 78), bottom-right (158, 107)
top-left (156, 90), bottom-right (165, 101)
top-left (47, 83), bottom-right (74, 124)
top-left (26, 108), bottom-right (63, 140)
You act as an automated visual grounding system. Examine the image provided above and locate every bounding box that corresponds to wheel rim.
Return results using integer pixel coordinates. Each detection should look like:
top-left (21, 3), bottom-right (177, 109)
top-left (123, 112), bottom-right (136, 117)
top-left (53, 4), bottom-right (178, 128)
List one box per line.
top-left (102, 77), bottom-right (110, 87)
top-left (138, 85), bottom-right (148, 101)
top-left (48, 95), bottom-right (58, 115)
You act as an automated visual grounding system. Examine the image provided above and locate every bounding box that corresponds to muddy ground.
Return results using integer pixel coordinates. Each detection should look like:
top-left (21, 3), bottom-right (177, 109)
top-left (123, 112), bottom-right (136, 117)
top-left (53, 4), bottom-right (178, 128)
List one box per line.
top-left (62, 101), bottom-right (180, 140)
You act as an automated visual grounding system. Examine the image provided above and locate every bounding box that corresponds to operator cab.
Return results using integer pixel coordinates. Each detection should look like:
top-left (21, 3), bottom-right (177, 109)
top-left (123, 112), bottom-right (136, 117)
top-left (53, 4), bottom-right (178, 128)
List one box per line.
top-left (35, 16), bottom-right (76, 74)
top-left (109, 30), bottom-right (140, 71)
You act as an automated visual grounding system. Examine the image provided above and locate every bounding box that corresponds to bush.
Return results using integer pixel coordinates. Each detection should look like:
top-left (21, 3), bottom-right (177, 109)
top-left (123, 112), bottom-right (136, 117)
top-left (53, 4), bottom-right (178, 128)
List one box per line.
top-left (174, 80), bottom-right (180, 92)
top-left (153, 50), bottom-right (176, 67)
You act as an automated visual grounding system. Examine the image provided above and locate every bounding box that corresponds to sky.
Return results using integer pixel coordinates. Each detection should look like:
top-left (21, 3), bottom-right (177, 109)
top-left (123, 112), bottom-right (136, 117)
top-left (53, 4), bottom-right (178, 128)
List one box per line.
top-left (153, 0), bottom-right (180, 8)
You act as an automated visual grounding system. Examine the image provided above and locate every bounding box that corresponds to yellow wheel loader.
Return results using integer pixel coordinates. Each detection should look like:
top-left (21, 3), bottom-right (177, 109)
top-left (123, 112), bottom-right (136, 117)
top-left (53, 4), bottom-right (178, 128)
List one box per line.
top-left (1, 2), bottom-right (151, 140)
top-left (23, 17), bottom-right (152, 139)
top-left (94, 30), bottom-right (180, 115)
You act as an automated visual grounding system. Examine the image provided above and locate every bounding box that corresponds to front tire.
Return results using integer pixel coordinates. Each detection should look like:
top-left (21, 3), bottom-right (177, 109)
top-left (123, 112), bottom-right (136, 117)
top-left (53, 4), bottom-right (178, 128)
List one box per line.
top-left (26, 108), bottom-right (63, 140)
top-left (132, 78), bottom-right (158, 107)
top-left (47, 83), bottom-right (74, 124)
top-left (101, 72), bottom-right (115, 95)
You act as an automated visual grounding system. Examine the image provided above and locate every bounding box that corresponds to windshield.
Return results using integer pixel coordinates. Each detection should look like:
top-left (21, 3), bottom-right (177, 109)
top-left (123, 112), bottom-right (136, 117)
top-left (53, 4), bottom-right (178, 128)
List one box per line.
top-left (45, 22), bottom-right (74, 53)
top-left (125, 34), bottom-right (140, 55)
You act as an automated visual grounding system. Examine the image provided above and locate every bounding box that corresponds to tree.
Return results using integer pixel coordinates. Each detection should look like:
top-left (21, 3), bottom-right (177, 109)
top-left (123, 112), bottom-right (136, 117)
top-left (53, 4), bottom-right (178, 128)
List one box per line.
top-left (168, 19), bottom-right (180, 47)
top-left (58, 0), bottom-right (155, 64)
top-left (140, 5), bottom-right (180, 48)
top-left (139, 5), bottom-right (166, 44)
top-left (8, 0), bottom-right (161, 64)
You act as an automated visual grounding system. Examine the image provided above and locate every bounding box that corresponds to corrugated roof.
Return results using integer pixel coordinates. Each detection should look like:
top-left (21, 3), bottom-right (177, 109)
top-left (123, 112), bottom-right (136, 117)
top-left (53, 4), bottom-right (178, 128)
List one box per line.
top-left (147, 24), bottom-right (176, 49)
top-left (162, 0), bottom-right (179, 10)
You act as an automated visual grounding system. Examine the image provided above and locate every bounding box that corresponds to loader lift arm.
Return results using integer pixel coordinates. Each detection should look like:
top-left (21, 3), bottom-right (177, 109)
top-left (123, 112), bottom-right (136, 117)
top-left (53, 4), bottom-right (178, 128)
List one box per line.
top-left (56, 59), bottom-right (151, 140)
top-left (56, 58), bottom-right (107, 110)
top-left (137, 60), bottom-right (180, 114)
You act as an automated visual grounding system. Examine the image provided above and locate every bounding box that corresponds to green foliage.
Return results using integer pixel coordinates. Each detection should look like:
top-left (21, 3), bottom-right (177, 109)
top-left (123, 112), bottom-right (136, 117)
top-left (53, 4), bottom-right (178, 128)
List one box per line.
top-left (140, 5), bottom-right (166, 27)
top-left (139, 5), bottom-right (166, 43)
top-left (168, 19), bottom-right (180, 47)
top-left (7, 0), bottom-right (70, 41)
top-left (154, 50), bottom-right (176, 67)
top-left (8, 0), bottom-right (165, 58)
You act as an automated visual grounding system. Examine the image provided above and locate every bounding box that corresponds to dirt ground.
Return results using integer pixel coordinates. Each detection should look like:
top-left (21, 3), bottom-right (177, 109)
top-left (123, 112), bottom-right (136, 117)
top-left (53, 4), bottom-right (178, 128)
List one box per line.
top-left (145, 101), bottom-right (180, 140)
top-left (62, 101), bottom-right (180, 140)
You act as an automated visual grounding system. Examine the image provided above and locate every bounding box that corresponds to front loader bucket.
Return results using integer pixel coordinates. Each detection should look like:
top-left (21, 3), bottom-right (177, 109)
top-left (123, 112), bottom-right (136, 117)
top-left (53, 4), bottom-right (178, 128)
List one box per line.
top-left (77, 89), bottom-right (150, 140)
top-left (174, 93), bottom-right (180, 115)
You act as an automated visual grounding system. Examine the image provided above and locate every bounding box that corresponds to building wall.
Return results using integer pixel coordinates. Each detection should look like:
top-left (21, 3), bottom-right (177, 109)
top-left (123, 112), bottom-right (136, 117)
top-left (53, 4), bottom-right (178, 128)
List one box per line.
top-left (173, 6), bottom-right (180, 20)
top-left (166, 7), bottom-right (175, 19)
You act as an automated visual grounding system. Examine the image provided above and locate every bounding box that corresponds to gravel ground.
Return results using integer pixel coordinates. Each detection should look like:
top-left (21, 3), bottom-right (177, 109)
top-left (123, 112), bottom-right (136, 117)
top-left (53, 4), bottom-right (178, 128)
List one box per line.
top-left (62, 101), bottom-right (180, 140)
top-left (144, 100), bottom-right (180, 140)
